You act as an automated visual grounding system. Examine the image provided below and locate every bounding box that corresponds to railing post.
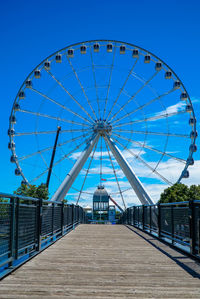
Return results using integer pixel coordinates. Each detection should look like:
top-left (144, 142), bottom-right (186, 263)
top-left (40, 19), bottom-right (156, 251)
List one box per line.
top-left (189, 200), bottom-right (196, 255)
top-left (52, 203), bottom-right (55, 235)
top-left (171, 205), bottom-right (174, 245)
top-left (158, 203), bottom-right (161, 238)
top-left (61, 202), bottom-right (64, 236)
top-left (142, 205), bottom-right (145, 230)
top-left (37, 199), bottom-right (42, 251)
top-left (150, 206), bottom-right (152, 233)
top-left (9, 197), bottom-right (16, 267)
top-left (15, 198), bottom-right (19, 259)
top-left (71, 204), bottom-right (74, 229)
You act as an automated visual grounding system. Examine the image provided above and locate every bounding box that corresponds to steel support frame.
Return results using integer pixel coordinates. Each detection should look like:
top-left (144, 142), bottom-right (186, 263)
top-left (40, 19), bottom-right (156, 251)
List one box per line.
top-left (104, 135), bottom-right (154, 205)
top-left (51, 131), bottom-right (153, 206)
top-left (52, 134), bottom-right (99, 202)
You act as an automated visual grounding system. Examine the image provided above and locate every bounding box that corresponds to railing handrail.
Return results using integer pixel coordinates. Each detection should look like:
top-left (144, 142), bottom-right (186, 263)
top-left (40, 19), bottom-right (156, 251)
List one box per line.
top-left (127, 199), bottom-right (198, 209)
top-left (0, 191), bottom-right (82, 207)
top-left (0, 192), bottom-right (86, 280)
top-left (121, 199), bottom-right (200, 261)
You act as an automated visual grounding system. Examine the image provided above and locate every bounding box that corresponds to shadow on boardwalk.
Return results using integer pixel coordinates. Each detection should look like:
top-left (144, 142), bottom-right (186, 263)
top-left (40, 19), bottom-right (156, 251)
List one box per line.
top-left (0, 224), bottom-right (200, 298)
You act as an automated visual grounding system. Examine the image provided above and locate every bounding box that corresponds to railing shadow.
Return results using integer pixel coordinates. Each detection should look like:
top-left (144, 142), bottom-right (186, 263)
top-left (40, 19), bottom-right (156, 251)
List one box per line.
top-left (126, 225), bottom-right (200, 279)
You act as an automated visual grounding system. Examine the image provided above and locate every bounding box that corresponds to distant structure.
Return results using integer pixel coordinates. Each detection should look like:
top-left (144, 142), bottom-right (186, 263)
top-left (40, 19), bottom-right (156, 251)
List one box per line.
top-left (93, 185), bottom-right (116, 223)
top-left (93, 185), bottom-right (109, 221)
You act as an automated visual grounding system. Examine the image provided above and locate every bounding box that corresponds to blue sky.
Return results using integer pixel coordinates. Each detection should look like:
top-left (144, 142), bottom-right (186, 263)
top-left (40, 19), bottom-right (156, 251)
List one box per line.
top-left (0, 0), bottom-right (200, 206)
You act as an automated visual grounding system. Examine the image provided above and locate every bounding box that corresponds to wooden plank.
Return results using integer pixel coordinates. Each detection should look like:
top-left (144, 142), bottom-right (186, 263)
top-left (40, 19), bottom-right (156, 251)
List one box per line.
top-left (0, 224), bottom-right (200, 298)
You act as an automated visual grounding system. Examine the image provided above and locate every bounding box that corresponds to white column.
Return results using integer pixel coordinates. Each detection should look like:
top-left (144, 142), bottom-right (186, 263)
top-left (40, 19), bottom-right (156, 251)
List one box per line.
top-left (104, 135), bottom-right (154, 205)
top-left (52, 134), bottom-right (99, 202)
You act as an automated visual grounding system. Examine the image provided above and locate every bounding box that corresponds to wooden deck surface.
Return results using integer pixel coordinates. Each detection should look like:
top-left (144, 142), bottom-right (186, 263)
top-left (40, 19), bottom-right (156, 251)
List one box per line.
top-left (0, 224), bottom-right (200, 298)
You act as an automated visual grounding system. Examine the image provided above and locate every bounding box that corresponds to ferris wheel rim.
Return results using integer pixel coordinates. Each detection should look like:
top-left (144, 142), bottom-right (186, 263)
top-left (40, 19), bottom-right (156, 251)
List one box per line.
top-left (8, 40), bottom-right (197, 199)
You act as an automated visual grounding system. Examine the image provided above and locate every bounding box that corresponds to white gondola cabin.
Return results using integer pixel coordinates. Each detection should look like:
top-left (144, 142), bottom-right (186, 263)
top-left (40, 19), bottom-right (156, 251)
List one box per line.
top-left (44, 61), bottom-right (51, 70)
top-left (173, 81), bottom-right (181, 89)
top-left (180, 92), bottom-right (187, 101)
top-left (120, 45), bottom-right (126, 54)
top-left (189, 117), bottom-right (196, 126)
top-left (34, 70), bottom-right (41, 79)
top-left (186, 105), bottom-right (192, 113)
top-left (190, 144), bottom-right (197, 152)
top-left (107, 43), bottom-right (113, 53)
top-left (182, 170), bottom-right (189, 178)
top-left (165, 71), bottom-right (172, 79)
top-left (187, 157), bottom-right (194, 165)
top-left (55, 54), bottom-right (62, 63)
top-left (190, 131), bottom-right (198, 139)
top-left (25, 79), bottom-right (32, 88)
top-left (10, 155), bottom-right (17, 163)
top-left (67, 49), bottom-right (74, 58)
top-left (144, 54), bottom-right (151, 63)
top-left (19, 91), bottom-right (25, 99)
top-left (80, 45), bottom-right (86, 54)
top-left (8, 142), bottom-right (15, 149)
top-left (8, 128), bottom-right (15, 136)
top-left (93, 43), bottom-right (100, 52)
top-left (132, 49), bottom-right (139, 58)
top-left (15, 168), bottom-right (21, 176)
top-left (155, 62), bottom-right (162, 71)
top-left (10, 115), bottom-right (16, 124)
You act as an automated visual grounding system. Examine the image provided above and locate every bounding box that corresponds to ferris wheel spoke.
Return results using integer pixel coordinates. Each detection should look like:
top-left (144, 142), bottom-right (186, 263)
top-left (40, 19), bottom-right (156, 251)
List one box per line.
top-left (112, 129), bottom-right (190, 138)
top-left (45, 69), bottom-right (94, 123)
top-left (100, 136), bottom-right (103, 184)
top-left (15, 128), bottom-right (91, 136)
top-left (112, 132), bottom-right (186, 163)
top-left (108, 68), bottom-right (158, 122)
top-left (111, 136), bottom-right (173, 185)
top-left (30, 87), bottom-right (92, 125)
top-left (45, 135), bottom-right (93, 174)
top-left (105, 58), bottom-right (139, 121)
top-left (30, 169), bottom-right (49, 183)
top-left (66, 57), bottom-right (98, 120)
top-left (76, 141), bottom-right (98, 205)
top-left (112, 110), bottom-right (186, 129)
top-left (18, 109), bottom-right (91, 127)
top-left (104, 138), bottom-right (126, 209)
top-left (111, 88), bottom-right (175, 125)
top-left (89, 45), bottom-right (101, 118)
top-left (103, 44), bottom-right (117, 119)
top-left (18, 133), bottom-right (91, 161)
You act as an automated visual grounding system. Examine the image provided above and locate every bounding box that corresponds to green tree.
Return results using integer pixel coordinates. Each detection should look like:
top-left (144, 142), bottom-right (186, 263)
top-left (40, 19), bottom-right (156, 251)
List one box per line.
top-left (188, 185), bottom-right (200, 201)
top-left (159, 183), bottom-right (189, 203)
top-left (14, 183), bottom-right (49, 200)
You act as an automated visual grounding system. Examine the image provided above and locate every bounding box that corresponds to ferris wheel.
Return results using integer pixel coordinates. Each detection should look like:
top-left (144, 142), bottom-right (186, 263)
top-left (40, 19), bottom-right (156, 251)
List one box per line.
top-left (8, 40), bottom-right (197, 208)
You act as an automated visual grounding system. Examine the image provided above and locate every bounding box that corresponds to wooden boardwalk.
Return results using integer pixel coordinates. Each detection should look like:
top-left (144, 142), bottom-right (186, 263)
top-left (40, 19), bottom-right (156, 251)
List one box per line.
top-left (0, 224), bottom-right (200, 298)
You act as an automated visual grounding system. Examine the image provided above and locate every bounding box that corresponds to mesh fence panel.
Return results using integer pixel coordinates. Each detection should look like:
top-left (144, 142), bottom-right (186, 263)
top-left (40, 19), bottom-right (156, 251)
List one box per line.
top-left (151, 206), bottom-right (158, 231)
top-left (139, 207), bottom-right (143, 225)
top-left (63, 206), bottom-right (68, 226)
top-left (53, 206), bottom-right (61, 232)
top-left (0, 202), bottom-right (11, 256)
top-left (195, 205), bottom-right (200, 251)
top-left (144, 206), bottom-right (150, 228)
top-left (41, 206), bottom-right (53, 236)
top-left (174, 206), bottom-right (189, 242)
top-left (18, 204), bottom-right (37, 250)
top-left (160, 207), bottom-right (172, 236)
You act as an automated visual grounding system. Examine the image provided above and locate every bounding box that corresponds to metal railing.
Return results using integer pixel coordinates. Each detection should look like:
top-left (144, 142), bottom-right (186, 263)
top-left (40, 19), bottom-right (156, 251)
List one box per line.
top-left (0, 192), bottom-right (86, 279)
top-left (120, 200), bottom-right (200, 259)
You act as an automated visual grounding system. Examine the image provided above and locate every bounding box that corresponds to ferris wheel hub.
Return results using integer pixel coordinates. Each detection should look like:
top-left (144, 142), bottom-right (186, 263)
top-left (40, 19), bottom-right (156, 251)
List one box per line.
top-left (93, 120), bottom-right (112, 136)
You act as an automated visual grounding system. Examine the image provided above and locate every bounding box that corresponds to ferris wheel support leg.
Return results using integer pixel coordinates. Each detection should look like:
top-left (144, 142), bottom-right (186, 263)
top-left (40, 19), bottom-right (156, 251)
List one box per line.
top-left (51, 134), bottom-right (100, 202)
top-left (104, 135), bottom-right (154, 205)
